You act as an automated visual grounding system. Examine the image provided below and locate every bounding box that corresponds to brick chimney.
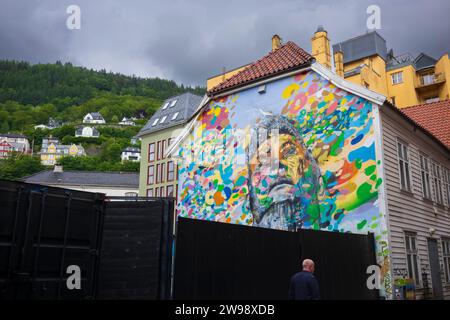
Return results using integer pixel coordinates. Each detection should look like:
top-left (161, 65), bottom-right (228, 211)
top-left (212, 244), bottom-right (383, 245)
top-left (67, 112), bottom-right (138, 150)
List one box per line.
top-left (272, 34), bottom-right (282, 52)
top-left (311, 25), bottom-right (331, 69)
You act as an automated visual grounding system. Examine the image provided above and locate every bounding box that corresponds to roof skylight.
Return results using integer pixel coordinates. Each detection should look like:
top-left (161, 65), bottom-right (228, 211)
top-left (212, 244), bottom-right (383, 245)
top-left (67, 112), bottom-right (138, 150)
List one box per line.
top-left (152, 118), bottom-right (159, 126)
top-left (172, 112), bottom-right (179, 120)
top-left (170, 100), bottom-right (177, 107)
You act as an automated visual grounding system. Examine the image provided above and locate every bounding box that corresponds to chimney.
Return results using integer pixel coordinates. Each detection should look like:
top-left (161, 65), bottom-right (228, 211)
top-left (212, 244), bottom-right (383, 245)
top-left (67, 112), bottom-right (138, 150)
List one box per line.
top-left (272, 34), bottom-right (282, 52)
top-left (54, 165), bottom-right (63, 173)
top-left (334, 50), bottom-right (344, 77)
top-left (311, 25), bottom-right (331, 69)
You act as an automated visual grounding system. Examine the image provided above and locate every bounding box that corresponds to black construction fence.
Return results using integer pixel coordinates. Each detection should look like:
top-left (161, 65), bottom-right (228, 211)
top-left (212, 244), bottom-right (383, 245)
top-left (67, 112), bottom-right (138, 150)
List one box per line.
top-left (0, 179), bottom-right (174, 300)
top-left (173, 217), bottom-right (379, 300)
top-left (1, 179), bottom-right (379, 300)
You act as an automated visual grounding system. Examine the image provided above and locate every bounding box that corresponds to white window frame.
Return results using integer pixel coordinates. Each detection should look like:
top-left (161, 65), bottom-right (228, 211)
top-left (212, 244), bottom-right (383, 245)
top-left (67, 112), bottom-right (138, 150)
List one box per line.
top-left (419, 153), bottom-right (432, 200)
top-left (397, 139), bottom-right (412, 192)
top-left (404, 232), bottom-right (422, 286)
top-left (442, 238), bottom-right (450, 283)
top-left (391, 71), bottom-right (403, 84)
top-left (431, 161), bottom-right (443, 205)
top-left (444, 168), bottom-right (450, 207)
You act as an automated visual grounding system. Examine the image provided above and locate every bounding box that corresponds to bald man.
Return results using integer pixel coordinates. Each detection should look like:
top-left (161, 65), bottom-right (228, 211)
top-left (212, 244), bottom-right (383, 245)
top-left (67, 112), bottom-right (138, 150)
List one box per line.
top-left (288, 259), bottom-right (321, 300)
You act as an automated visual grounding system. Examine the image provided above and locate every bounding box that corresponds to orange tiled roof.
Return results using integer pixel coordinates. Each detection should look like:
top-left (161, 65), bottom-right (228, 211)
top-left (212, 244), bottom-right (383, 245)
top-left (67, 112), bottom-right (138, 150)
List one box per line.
top-left (401, 99), bottom-right (450, 148)
top-left (207, 41), bottom-right (313, 96)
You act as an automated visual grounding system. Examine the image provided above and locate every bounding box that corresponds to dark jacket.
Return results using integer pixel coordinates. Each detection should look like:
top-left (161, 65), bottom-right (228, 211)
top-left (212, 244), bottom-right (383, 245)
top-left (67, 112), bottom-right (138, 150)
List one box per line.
top-left (288, 271), bottom-right (321, 300)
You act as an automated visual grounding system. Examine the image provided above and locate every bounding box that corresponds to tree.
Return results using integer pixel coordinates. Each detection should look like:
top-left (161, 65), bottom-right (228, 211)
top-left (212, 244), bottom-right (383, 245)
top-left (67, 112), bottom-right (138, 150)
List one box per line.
top-left (1, 121), bottom-right (9, 132)
top-left (0, 153), bottom-right (44, 180)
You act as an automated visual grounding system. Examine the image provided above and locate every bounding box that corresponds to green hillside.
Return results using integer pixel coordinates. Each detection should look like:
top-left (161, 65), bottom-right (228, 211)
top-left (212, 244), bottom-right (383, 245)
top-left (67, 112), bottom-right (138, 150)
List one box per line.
top-left (0, 60), bottom-right (205, 179)
top-left (0, 60), bottom-right (204, 131)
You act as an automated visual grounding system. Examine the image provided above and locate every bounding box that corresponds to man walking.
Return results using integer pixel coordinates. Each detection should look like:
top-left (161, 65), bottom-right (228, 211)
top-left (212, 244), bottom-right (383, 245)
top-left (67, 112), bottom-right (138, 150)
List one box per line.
top-left (288, 259), bottom-right (321, 300)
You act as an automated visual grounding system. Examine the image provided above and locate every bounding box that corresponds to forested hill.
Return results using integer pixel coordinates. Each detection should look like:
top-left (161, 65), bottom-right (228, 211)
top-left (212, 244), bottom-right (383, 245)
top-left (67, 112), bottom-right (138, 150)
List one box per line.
top-left (0, 60), bottom-right (205, 132)
top-left (0, 60), bottom-right (204, 106)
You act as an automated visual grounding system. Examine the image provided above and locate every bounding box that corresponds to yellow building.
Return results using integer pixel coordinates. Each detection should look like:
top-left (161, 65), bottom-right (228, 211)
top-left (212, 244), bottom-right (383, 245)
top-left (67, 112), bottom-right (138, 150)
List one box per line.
top-left (208, 29), bottom-right (450, 108)
top-left (40, 137), bottom-right (85, 166)
top-left (325, 29), bottom-right (450, 108)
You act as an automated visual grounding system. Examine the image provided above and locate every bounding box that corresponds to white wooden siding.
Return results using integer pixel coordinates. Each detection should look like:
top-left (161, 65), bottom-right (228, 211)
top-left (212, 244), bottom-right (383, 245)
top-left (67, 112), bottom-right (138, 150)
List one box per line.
top-left (380, 106), bottom-right (450, 299)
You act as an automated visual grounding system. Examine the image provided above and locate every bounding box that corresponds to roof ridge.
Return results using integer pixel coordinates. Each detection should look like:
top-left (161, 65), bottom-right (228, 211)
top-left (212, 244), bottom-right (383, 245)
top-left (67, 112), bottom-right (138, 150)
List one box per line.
top-left (402, 98), bottom-right (450, 109)
top-left (207, 40), bottom-right (313, 96)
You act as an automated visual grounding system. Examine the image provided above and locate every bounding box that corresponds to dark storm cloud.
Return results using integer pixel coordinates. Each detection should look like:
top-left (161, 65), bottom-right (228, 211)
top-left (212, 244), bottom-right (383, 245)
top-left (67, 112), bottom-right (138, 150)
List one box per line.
top-left (0, 0), bottom-right (449, 86)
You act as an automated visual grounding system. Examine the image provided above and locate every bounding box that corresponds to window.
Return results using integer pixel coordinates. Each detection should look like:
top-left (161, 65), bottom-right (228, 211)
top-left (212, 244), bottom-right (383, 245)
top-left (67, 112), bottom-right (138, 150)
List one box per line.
top-left (162, 102), bottom-right (169, 110)
top-left (160, 115), bottom-right (167, 124)
top-left (152, 118), bottom-right (159, 126)
top-left (421, 74), bottom-right (434, 86)
top-left (443, 239), bottom-right (450, 283)
top-left (444, 168), bottom-right (450, 207)
top-left (155, 187), bottom-right (160, 197)
top-left (157, 141), bottom-right (161, 160)
top-left (172, 112), bottom-right (179, 120)
top-left (160, 186), bottom-right (165, 197)
top-left (431, 161), bottom-right (443, 204)
top-left (161, 140), bottom-right (166, 159)
top-left (156, 164), bottom-right (160, 183)
top-left (147, 165), bottom-right (154, 185)
top-left (391, 71), bottom-right (403, 84)
top-left (148, 143), bottom-right (155, 162)
top-left (170, 100), bottom-right (177, 107)
top-left (160, 163), bottom-right (165, 183)
top-left (146, 188), bottom-right (153, 197)
top-left (397, 140), bottom-right (411, 191)
top-left (167, 185), bottom-right (174, 197)
top-left (167, 161), bottom-right (175, 181)
top-left (419, 154), bottom-right (431, 199)
top-left (405, 233), bottom-right (421, 285)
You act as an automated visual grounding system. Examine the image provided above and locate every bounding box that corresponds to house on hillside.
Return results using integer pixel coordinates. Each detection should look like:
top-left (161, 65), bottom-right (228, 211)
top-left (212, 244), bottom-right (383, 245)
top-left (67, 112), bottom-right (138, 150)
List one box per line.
top-left (136, 92), bottom-right (203, 198)
top-left (0, 133), bottom-right (30, 157)
top-left (34, 117), bottom-right (62, 130)
top-left (40, 137), bottom-right (86, 165)
top-left (167, 35), bottom-right (450, 300)
top-left (83, 112), bottom-right (106, 124)
top-left (121, 147), bottom-right (141, 162)
top-left (75, 126), bottom-right (100, 138)
top-left (23, 165), bottom-right (139, 197)
top-left (119, 117), bottom-right (136, 126)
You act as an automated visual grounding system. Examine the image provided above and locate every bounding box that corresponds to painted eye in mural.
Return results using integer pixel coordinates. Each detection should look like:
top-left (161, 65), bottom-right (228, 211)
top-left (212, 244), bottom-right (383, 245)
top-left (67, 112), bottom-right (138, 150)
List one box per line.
top-left (281, 142), bottom-right (297, 159)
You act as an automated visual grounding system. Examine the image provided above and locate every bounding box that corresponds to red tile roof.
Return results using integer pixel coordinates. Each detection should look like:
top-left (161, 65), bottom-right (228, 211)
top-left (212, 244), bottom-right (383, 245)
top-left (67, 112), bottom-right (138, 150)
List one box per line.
top-left (208, 41), bottom-right (314, 96)
top-left (401, 99), bottom-right (450, 149)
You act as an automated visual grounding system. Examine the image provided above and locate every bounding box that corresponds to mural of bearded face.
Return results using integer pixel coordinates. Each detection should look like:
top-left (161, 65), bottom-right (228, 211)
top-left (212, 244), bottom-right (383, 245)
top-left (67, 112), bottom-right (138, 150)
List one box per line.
top-left (247, 115), bottom-right (322, 231)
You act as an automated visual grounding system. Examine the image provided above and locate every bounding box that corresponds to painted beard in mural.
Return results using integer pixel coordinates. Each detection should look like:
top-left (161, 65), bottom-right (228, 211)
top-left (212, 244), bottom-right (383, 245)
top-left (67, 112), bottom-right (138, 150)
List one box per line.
top-left (247, 115), bottom-right (322, 231)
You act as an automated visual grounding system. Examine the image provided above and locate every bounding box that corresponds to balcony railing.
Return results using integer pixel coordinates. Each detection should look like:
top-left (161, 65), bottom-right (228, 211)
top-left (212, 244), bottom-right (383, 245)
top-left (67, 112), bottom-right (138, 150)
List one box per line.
top-left (417, 72), bottom-right (445, 88)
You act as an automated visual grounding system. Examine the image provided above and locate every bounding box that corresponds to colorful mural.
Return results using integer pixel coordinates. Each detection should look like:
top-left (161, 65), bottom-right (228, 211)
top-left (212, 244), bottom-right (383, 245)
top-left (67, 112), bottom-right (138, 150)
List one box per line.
top-left (176, 70), bottom-right (391, 297)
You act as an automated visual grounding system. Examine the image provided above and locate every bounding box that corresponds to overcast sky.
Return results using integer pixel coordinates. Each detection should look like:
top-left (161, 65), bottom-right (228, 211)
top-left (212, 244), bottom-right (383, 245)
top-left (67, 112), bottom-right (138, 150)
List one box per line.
top-left (1, 0), bottom-right (449, 86)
